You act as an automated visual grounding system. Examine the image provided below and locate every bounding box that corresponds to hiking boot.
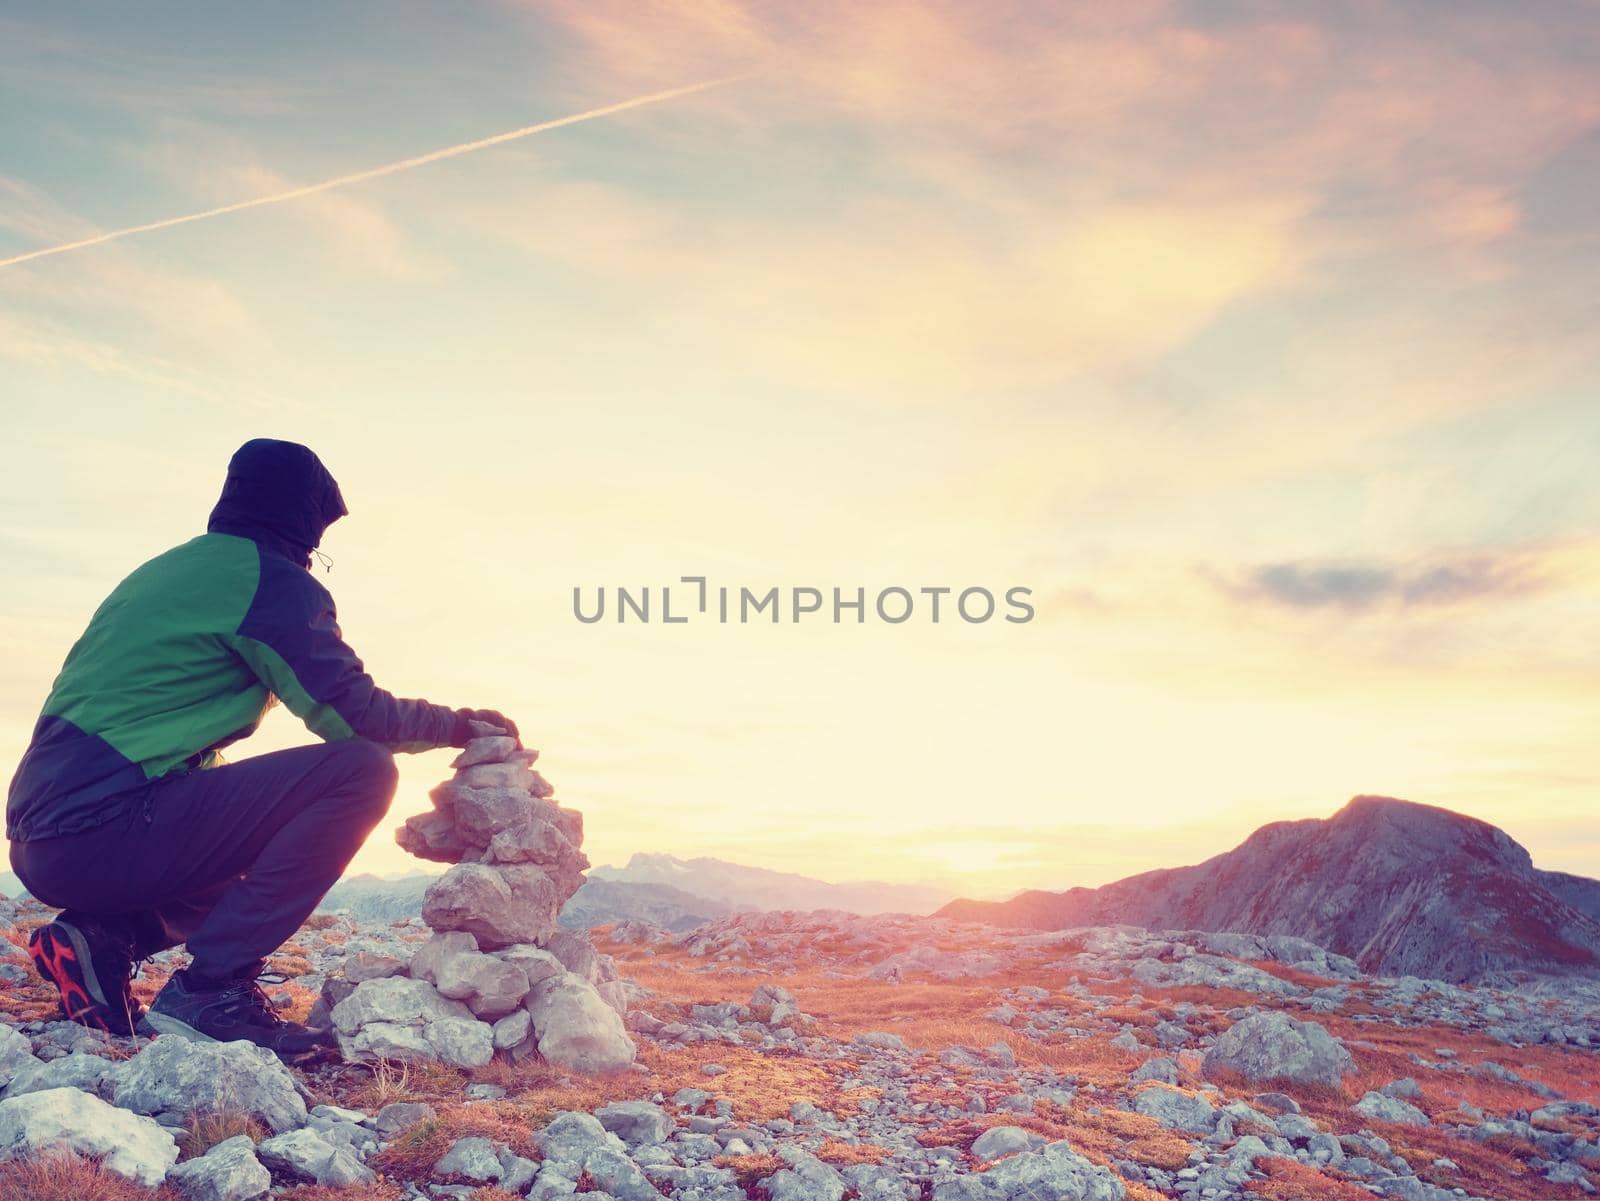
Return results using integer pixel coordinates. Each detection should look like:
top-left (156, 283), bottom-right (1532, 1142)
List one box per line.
top-left (27, 915), bottom-right (145, 1036)
top-left (145, 969), bottom-right (333, 1060)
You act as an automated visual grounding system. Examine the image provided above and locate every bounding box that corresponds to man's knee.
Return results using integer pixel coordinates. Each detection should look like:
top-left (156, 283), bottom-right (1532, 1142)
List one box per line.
top-left (329, 740), bottom-right (398, 817)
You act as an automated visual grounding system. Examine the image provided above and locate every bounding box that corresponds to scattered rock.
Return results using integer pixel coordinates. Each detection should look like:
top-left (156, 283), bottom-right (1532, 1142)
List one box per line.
top-left (166, 1134), bottom-right (272, 1201)
top-left (526, 972), bottom-right (637, 1072)
top-left (1132, 1084), bottom-right (1218, 1134)
top-left (113, 1036), bottom-right (307, 1134)
top-left (1354, 1090), bottom-right (1431, 1126)
top-left (1203, 1011), bottom-right (1354, 1088)
top-left (257, 1127), bottom-right (375, 1187)
top-left (0, 1086), bottom-right (178, 1187)
top-left (596, 1100), bottom-right (674, 1146)
top-left (971, 1124), bottom-right (1040, 1160)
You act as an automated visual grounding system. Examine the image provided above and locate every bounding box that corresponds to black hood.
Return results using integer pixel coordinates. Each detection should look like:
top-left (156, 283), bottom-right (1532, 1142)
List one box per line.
top-left (207, 438), bottom-right (348, 568)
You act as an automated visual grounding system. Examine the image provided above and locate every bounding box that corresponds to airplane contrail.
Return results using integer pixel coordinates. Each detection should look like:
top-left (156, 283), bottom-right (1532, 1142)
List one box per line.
top-left (0, 76), bottom-right (746, 271)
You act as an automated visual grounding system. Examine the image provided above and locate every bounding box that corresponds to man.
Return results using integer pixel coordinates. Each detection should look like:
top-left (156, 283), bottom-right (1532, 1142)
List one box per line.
top-left (6, 438), bottom-right (516, 1058)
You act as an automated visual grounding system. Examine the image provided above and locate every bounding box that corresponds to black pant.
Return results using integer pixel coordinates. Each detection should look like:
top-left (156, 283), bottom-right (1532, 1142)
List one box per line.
top-left (11, 740), bottom-right (397, 983)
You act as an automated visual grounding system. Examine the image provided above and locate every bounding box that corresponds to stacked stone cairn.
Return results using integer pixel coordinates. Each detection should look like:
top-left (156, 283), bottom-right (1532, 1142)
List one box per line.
top-left (326, 725), bottom-right (636, 1073)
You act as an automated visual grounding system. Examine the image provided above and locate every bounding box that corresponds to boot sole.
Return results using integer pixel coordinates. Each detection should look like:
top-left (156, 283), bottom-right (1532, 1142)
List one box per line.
top-left (145, 1003), bottom-right (332, 1062)
top-left (28, 921), bottom-right (138, 1036)
top-left (142, 1010), bottom-right (218, 1043)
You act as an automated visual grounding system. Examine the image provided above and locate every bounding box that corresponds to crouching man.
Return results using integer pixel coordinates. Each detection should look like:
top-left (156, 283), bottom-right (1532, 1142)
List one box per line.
top-left (6, 438), bottom-right (516, 1059)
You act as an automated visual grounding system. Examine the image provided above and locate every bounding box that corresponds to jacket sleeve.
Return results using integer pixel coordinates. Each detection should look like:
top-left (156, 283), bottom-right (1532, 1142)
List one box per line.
top-left (225, 554), bottom-right (458, 752)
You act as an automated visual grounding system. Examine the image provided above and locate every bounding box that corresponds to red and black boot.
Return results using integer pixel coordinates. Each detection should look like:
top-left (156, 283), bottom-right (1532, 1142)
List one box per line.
top-left (27, 914), bottom-right (145, 1036)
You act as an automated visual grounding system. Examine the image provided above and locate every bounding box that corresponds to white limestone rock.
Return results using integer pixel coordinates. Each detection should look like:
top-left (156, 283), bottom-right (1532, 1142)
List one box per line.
top-left (424, 1016), bottom-right (495, 1068)
top-left (526, 971), bottom-right (637, 1073)
top-left (166, 1134), bottom-right (272, 1201)
top-left (422, 862), bottom-right (566, 949)
top-left (1203, 1011), bottom-right (1355, 1089)
top-left (113, 1035), bottom-right (306, 1134)
top-left (0, 1086), bottom-right (178, 1187)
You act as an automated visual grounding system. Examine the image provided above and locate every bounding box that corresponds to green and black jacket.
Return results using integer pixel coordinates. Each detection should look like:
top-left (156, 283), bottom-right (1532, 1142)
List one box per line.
top-left (6, 439), bottom-right (457, 841)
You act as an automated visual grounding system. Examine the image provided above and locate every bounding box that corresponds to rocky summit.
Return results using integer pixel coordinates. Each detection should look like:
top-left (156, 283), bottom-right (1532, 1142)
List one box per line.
top-left (326, 729), bottom-right (636, 1075)
top-left (0, 890), bottom-right (1597, 1199)
top-left (937, 796), bottom-right (1600, 984)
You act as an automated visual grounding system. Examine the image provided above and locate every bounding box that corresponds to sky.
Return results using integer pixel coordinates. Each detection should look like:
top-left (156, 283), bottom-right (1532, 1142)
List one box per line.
top-left (2, 1), bottom-right (1599, 899)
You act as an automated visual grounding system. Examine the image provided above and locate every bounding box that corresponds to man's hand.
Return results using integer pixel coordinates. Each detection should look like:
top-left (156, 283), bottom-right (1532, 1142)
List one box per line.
top-left (451, 707), bottom-right (520, 747)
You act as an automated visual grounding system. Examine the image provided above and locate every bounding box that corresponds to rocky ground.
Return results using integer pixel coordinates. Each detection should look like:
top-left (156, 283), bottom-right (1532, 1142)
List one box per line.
top-left (0, 897), bottom-right (1597, 1201)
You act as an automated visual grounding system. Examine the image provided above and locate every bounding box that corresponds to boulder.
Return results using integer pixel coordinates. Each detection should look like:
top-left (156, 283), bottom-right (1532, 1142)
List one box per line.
top-left (0, 1027), bottom-right (40, 1090)
top-left (1202, 1011), bottom-right (1354, 1088)
top-left (762, 1147), bottom-right (845, 1201)
top-left (487, 819), bottom-right (585, 868)
top-left (340, 1021), bottom-right (433, 1061)
top-left (434, 950), bottom-right (531, 1018)
top-left (492, 1008), bottom-right (533, 1050)
top-left (534, 1111), bottom-right (621, 1171)
top-left (596, 1100), bottom-right (673, 1146)
top-left (546, 930), bottom-right (603, 983)
top-left (1131, 1084), bottom-right (1218, 1134)
top-left (496, 944), bottom-right (565, 987)
top-left (527, 972), bottom-right (637, 1072)
top-left (1354, 1090), bottom-right (1431, 1126)
top-left (331, 976), bottom-right (473, 1034)
top-left (971, 1125), bottom-right (1040, 1160)
top-left (257, 1127), bottom-right (375, 1187)
top-left (454, 758), bottom-right (553, 796)
top-left (373, 1101), bottom-right (436, 1137)
top-left (113, 1036), bottom-right (306, 1133)
top-left (0, 1086), bottom-right (178, 1187)
top-left (422, 862), bottom-right (566, 948)
top-left (1130, 1056), bottom-right (1180, 1085)
top-left (582, 1144), bottom-right (667, 1199)
top-left (424, 1016), bottom-right (495, 1068)
top-left (409, 930), bottom-right (481, 984)
top-left (2, 1050), bottom-right (118, 1100)
top-left (435, 1135), bottom-right (504, 1183)
top-left (452, 735), bottom-right (521, 769)
top-left (396, 809), bottom-right (470, 862)
top-left (952, 1138), bottom-right (1125, 1200)
top-left (166, 1134), bottom-right (272, 1201)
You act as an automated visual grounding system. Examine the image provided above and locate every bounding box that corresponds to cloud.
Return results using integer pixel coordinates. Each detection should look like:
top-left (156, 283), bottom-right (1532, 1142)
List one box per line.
top-left (478, 0), bottom-right (1600, 401)
top-left (1216, 553), bottom-right (1546, 612)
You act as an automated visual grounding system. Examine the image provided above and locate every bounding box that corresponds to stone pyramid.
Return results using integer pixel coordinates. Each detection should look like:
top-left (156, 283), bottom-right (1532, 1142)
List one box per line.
top-left (328, 726), bottom-right (636, 1073)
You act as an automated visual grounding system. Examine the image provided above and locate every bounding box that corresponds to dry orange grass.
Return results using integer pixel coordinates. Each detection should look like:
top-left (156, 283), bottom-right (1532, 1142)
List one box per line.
top-left (815, 1139), bottom-right (892, 1166)
top-left (1247, 1158), bottom-right (1378, 1200)
top-left (635, 1042), bottom-right (850, 1121)
top-left (270, 980), bottom-right (319, 1025)
top-left (710, 1152), bottom-right (785, 1189)
top-left (336, 1057), bottom-right (474, 1111)
top-left (1320, 1013), bottom-right (1600, 1111)
top-left (909, 1097), bottom-right (1197, 1182)
top-left (1246, 962), bottom-right (1346, 990)
top-left (177, 1107), bottom-right (266, 1159)
top-left (279, 1185), bottom-right (406, 1201)
top-left (1100, 1004), bottom-right (1159, 1028)
top-left (1381, 1126), bottom-right (1592, 1201)
top-left (0, 1151), bottom-right (179, 1201)
top-left (267, 953), bottom-right (314, 978)
top-left (367, 1102), bottom-right (537, 1178)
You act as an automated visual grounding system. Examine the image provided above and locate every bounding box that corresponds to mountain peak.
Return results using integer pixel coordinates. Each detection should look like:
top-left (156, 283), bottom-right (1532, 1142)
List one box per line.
top-left (937, 796), bottom-right (1599, 983)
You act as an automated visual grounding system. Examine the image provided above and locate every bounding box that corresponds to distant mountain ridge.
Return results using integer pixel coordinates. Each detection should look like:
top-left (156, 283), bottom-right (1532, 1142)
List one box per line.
top-left (317, 871), bottom-right (437, 922)
top-left (936, 795), bottom-right (1600, 984)
top-left (590, 852), bottom-right (958, 916)
top-left (558, 879), bottom-right (732, 932)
